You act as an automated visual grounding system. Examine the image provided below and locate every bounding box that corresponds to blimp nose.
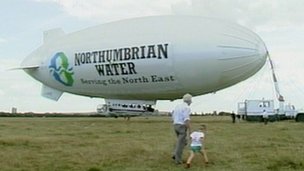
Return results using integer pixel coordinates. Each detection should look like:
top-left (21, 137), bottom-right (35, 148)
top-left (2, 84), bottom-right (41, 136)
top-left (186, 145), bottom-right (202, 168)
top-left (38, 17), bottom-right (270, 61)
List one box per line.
top-left (217, 31), bottom-right (268, 87)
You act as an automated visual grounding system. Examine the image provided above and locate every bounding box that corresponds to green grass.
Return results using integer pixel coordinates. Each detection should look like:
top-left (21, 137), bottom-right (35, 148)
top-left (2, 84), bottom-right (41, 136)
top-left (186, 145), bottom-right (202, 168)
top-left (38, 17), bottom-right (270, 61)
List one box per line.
top-left (0, 116), bottom-right (303, 171)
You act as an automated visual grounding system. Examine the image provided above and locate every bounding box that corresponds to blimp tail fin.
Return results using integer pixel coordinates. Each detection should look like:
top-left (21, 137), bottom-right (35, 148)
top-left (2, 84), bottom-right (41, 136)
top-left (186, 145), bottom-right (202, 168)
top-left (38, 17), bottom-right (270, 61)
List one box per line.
top-left (41, 84), bottom-right (63, 101)
top-left (9, 65), bottom-right (39, 70)
top-left (43, 28), bottom-right (65, 44)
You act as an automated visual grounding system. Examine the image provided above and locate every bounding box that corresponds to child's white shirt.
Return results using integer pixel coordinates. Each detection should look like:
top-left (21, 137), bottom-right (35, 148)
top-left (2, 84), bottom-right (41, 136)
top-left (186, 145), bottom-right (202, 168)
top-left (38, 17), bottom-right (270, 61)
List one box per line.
top-left (190, 131), bottom-right (204, 146)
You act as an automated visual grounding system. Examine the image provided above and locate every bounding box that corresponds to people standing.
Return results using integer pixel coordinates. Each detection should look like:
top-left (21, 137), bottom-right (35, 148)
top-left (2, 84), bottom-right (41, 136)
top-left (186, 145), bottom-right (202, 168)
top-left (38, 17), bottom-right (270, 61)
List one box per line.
top-left (236, 114), bottom-right (241, 122)
top-left (172, 93), bottom-right (192, 165)
top-left (231, 112), bottom-right (236, 123)
top-left (263, 110), bottom-right (269, 125)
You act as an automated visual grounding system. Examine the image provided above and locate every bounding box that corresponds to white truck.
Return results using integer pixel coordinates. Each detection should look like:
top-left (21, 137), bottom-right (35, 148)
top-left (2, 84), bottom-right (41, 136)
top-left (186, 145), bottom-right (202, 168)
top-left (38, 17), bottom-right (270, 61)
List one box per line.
top-left (237, 99), bottom-right (297, 121)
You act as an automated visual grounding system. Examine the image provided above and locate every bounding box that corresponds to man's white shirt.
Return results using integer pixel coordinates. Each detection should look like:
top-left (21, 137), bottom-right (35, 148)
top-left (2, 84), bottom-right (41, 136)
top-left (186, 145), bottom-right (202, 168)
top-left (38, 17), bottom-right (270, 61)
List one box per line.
top-left (172, 102), bottom-right (191, 125)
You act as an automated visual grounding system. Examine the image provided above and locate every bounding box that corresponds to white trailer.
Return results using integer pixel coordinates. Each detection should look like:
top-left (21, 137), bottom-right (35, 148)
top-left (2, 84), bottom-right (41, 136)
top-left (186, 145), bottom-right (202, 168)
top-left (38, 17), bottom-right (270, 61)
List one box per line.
top-left (237, 99), bottom-right (275, 121)
top-left (238, 99), bottom-right (274, 115)
top-left (237, 99), bottom-right (298, 121)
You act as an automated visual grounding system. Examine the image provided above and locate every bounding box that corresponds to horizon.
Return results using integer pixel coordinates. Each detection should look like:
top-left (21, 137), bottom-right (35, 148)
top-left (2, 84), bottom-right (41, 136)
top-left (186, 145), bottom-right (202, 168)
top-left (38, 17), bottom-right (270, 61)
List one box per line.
top-left (1, 0), bottom-right (304, 113)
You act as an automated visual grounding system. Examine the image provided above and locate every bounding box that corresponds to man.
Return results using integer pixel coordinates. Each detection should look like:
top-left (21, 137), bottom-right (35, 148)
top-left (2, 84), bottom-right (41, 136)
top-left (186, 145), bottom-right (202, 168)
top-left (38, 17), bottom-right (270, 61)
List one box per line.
top-left (263, 110), bottom-right (269, 125)
top-left (172, 93), bottom-right (192, 164)
top-left (231, 112), bottom-right (236, 123)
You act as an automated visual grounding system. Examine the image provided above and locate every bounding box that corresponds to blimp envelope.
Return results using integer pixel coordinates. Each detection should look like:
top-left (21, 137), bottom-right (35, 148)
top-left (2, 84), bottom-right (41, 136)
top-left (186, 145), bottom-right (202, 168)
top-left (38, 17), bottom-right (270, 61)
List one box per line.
top-left (21, 16), bottom-right (267, 101)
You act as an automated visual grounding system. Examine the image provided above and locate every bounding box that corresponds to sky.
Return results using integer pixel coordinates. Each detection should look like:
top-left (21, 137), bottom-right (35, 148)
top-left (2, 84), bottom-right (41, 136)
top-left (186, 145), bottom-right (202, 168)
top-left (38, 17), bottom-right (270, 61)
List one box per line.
top-left (0, 0), bottom-right (304, 113)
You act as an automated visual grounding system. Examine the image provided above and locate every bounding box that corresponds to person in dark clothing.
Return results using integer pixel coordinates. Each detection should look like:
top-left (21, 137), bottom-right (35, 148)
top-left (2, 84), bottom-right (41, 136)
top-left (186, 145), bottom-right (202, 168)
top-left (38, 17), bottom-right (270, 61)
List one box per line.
top-left (231, 113), bottom-right (236, 123)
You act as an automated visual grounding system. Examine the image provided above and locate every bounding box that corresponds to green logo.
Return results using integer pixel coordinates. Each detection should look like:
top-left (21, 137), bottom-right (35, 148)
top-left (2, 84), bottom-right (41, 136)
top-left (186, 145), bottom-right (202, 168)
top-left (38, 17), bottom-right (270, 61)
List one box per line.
top-left (49, 52), bottom-right (74, 86)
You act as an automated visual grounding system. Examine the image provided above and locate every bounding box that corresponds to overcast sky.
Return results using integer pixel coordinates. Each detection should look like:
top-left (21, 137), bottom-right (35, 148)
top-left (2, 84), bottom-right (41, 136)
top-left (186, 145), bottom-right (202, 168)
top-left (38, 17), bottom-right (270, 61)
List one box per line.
top-left (0, 0), bottom-right (303, 113)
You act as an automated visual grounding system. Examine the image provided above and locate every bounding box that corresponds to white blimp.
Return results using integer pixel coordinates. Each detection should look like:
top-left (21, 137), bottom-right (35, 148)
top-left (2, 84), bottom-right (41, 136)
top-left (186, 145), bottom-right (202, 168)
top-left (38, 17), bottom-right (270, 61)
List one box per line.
top-left (21, 16), bottom-right (267, 114)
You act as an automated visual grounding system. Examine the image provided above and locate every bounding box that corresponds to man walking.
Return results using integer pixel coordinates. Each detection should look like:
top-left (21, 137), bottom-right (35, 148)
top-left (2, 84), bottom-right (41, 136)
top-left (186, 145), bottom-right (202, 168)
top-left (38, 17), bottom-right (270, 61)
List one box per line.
top-left (172, 93), bottom-right (192, 164)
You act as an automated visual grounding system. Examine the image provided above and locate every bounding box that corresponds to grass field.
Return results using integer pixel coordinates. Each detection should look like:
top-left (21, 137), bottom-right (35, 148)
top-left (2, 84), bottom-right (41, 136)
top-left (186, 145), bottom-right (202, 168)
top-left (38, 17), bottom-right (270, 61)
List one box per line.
top-left (0, 116), bottom-right (303, 171)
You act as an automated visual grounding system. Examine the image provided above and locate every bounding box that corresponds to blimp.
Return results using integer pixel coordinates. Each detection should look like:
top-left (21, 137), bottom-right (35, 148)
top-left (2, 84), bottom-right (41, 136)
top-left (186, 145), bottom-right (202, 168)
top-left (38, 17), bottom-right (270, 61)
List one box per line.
top-left (21, 15), bottom-right (267, 113)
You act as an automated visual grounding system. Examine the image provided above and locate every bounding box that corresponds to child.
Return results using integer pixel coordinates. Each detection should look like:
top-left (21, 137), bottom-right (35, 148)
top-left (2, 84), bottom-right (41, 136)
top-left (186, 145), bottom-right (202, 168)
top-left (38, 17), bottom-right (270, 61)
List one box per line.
top-left (186, 124), bottom-right (209, 168)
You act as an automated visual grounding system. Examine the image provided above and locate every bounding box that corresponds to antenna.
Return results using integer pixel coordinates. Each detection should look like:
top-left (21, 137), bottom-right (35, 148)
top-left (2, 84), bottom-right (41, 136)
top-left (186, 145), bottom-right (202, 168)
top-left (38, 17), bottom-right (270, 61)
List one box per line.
top-left (267, 52), bottom-right (285, 114)
top-left (267, 53), bottom-right (285, 102)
